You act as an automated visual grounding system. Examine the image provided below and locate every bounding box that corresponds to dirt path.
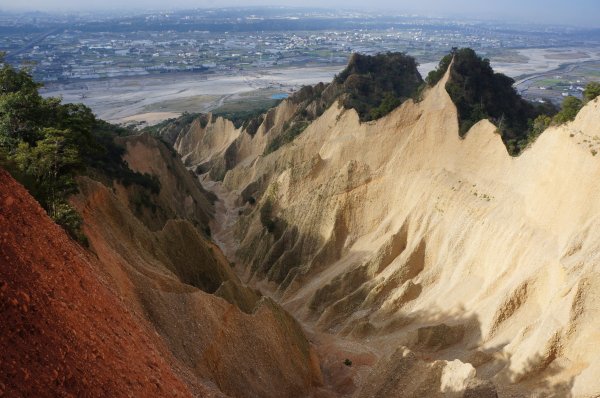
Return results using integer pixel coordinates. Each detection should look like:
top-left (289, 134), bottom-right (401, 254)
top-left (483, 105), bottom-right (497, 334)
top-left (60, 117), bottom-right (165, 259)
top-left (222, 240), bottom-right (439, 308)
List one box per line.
top-left (200, 177), bottom-right (241, 264)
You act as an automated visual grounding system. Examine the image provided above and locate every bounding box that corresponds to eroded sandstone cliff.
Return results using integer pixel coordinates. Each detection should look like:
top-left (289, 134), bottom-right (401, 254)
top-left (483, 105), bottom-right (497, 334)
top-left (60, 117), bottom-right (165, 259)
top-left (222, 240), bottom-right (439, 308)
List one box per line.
top-left (173, 67), bottom-right (600, 397)
top-left (1, 132), bottom-right (328, 397)
top-left (71, 134), bottom-right (327, 398)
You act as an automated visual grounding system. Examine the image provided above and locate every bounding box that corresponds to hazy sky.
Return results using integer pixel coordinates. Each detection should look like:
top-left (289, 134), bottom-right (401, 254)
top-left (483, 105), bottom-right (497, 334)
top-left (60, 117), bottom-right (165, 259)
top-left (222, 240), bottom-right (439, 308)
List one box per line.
top-left (3, 0), bottom-right (600, 27)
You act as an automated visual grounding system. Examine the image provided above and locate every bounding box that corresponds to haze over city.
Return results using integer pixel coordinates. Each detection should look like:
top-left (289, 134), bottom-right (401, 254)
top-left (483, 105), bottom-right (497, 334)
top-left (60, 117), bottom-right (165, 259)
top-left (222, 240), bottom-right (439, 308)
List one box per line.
top-left (2, 0), bottom-right (600, 27)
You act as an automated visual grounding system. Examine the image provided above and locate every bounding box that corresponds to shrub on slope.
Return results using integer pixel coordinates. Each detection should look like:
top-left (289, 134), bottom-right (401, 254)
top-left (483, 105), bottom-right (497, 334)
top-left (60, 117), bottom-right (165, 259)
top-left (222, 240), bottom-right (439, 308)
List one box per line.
top-left (0, 54), bottom-right (159, 241)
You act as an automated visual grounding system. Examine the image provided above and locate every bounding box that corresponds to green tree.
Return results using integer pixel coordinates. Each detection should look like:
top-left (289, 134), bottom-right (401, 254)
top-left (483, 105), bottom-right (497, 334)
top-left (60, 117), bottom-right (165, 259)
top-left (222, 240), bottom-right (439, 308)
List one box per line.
top-left (584, 82), bottom-right (600, 103)
top-left (530, 114), bottom-right (552, 139)
top-left (12, 128), bottom-right (82, 217)
top-left (0, 54), bottom-right (160, 243)
top-left (426, 53), bottom-right (453, 86)
top-left (370, 92), bottom-right (401, 119)
top-left (553, 96), bottom-right (583, 125)
top-left (518, 114), bottom-right (553, 150)
top-left (0, 67), bottom-right (45, 148)
top-left (10, 127), bottom-right (87, 243)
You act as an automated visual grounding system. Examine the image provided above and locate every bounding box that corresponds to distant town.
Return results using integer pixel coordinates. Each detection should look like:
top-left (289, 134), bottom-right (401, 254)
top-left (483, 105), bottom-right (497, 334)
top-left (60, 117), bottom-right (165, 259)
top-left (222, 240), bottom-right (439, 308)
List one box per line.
top-left (2, 7), bottom-right (600, 123)
top-left (2, 8), bottom-right (600, 82)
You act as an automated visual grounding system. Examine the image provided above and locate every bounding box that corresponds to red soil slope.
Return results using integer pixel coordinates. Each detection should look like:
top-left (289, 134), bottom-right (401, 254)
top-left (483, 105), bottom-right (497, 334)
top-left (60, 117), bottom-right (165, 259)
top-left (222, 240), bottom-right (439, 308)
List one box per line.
top-left (0, 168), bottom-right (193, 397)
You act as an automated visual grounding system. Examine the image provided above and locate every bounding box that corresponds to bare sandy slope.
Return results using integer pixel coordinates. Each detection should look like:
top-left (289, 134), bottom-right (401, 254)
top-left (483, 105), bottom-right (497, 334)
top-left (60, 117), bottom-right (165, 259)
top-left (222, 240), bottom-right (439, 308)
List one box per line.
top-left (176, 68), bottom-right (600, 397)
top-left (70, 134), bottom-right (330, 398)
top-left (0, 168), bottom-right (196, 398)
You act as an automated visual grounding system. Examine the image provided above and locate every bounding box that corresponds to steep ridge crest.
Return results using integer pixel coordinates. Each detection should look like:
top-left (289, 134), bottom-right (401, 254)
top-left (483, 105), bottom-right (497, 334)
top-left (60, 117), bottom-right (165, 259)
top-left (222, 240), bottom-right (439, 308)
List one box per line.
top-left (177, 64), bottom-right (600, 397)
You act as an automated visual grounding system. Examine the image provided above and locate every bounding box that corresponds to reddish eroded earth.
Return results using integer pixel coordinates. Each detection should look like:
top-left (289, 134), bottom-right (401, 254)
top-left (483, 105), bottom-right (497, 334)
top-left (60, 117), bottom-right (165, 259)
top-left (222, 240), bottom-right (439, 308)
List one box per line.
top-left (0, 168), bottom-right (194, 398)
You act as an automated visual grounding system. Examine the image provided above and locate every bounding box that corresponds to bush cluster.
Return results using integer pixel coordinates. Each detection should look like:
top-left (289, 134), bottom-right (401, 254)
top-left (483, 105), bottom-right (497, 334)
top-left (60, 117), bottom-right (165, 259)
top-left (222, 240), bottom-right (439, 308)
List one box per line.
top-left (264, 52), bottom-right (424, 154)
top-left (0, 53), bottom-right (160, 242)
top-left (427, 48), bottom-right (558, 154)
top-left (334, 52), bottom-right (424, 122)
top-left (427, 48), bottom-right (600, 154)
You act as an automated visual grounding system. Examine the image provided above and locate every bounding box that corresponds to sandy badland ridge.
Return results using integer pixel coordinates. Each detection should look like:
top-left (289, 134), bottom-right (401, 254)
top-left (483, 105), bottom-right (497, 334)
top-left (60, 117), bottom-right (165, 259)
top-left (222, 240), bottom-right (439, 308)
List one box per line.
top-left (1, 133), bottom-right (325, 396)
top-left (3, 62), bottom-right (600, 397)
top-left (172, 68), bottom-right (600, 397)
top-left (71, 134), bottom-right (327, 397)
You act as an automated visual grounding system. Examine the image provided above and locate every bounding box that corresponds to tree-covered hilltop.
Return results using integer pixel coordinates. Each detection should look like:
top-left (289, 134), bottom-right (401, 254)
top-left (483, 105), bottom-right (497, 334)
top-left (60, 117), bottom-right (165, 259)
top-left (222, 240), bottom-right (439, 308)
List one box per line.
top-left (288, 51), bottom-right (423, 124)
top-left (426, 48), bottom-right (557, 154)
top-left (426, 48), bottom-right (600, 155)
top-left (333, 52), bottom-right (424, 121)
top-left (265, 52), bottom-right (424, 153)
top-left (0, 54), bottom-right (159, 243)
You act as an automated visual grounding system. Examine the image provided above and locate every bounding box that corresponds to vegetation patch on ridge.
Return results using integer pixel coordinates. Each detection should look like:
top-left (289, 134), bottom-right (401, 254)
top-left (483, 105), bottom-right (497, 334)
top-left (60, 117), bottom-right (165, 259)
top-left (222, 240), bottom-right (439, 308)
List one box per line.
top-left (426, 48), bottom-right (557, 154)
top-left (0, 53), bottom-right (159, 243)
top-left (334, 52), bottom-right (424, 121)
top-left (212, 98), bottom-right (282, 130)
top-left (264, 52), bottom-right (425, 154)
top-left (427, 48), bottom-right (599, 155)
top-left (143, 112), bottom-right (205, 145)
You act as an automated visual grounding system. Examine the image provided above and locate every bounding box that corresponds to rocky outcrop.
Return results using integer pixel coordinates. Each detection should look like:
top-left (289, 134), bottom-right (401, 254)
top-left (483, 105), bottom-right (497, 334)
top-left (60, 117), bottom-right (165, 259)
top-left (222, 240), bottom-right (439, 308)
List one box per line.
top-left (117, 133), bottom-right (216, 232)
top-left (355, 347), bottom-right (497, 398)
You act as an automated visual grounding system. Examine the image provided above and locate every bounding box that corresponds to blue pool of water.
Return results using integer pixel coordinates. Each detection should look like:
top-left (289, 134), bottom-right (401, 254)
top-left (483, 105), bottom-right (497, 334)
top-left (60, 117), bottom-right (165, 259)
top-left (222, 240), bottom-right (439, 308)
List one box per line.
top-left (271, 93), bottom-right (290, 100)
